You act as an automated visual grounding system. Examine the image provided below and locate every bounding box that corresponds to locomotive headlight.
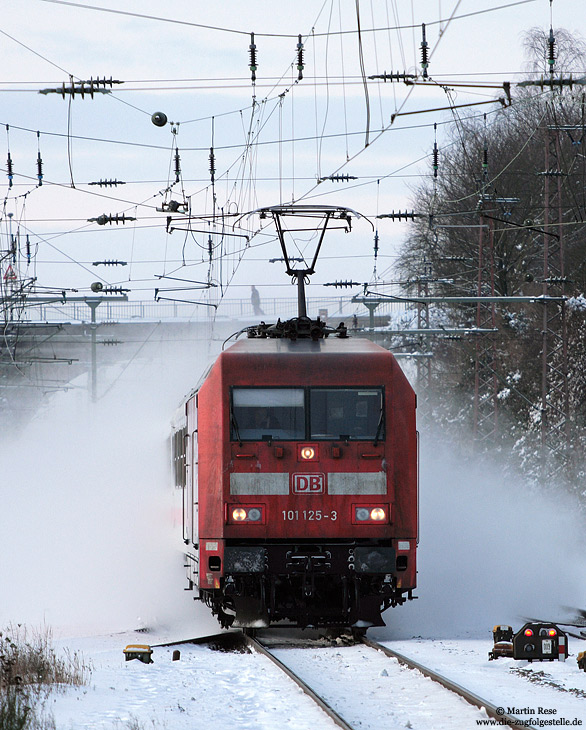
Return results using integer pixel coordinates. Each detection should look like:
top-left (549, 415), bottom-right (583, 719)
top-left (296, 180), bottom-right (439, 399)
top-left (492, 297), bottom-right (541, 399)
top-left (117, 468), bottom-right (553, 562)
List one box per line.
top-left (297, 444), bottom-right (318, 461)
top-left (370, 507), bottom-right (386, 521)
top-left (353, 505), bottom-right (389, 524)
top-left (228, 504), bottom-right (264, 524)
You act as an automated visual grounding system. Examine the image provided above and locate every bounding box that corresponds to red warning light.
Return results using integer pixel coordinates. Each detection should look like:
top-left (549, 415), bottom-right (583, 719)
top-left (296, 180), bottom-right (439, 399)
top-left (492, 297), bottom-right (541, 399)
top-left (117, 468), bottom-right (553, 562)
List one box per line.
top-left (548, 628), bottom-right (557, 637)
top-left (524, 628), bottom-right (534, 637)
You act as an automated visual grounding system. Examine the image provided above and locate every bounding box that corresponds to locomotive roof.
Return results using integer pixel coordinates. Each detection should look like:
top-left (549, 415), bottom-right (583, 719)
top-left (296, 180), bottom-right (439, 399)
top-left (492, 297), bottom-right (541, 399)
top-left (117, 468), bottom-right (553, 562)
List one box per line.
top-left (184, 334), bottom-right (413, 404)
top-left (223, 336), bottom-right (394, 358)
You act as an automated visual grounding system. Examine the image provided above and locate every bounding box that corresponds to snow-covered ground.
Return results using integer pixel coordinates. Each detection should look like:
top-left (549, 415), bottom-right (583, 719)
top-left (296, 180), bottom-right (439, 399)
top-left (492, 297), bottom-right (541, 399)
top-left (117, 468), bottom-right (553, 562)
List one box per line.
top-left (51, 628), bottom-right (341, 730)
top-left (45, 628), bottom-right (586, 729)
top-left (378, 635), bottom-right (586, 727)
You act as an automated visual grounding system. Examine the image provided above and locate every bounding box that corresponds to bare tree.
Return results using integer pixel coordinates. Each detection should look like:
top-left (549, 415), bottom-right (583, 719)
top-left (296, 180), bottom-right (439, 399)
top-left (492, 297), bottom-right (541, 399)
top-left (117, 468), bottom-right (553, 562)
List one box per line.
top-left (396, 28), bottom-right (586, 490)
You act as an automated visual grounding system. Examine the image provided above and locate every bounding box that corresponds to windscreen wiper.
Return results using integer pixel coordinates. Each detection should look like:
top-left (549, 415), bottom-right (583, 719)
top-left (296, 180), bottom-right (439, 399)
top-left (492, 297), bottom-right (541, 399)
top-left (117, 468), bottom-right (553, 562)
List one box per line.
top-left (373, 407), bottom-right (384, 447)
top-left (230, 410), bottom-right (242, 446)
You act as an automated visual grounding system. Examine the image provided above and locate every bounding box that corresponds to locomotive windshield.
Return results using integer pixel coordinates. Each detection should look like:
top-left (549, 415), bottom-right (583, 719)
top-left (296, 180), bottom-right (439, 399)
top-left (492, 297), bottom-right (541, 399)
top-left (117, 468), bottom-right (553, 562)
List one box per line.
top-left (310, 388), bottom-right (384, 440)
top-left (231, 386), bottom-right (384, 441)
top-left (231, 388), bottom-right (305, 440)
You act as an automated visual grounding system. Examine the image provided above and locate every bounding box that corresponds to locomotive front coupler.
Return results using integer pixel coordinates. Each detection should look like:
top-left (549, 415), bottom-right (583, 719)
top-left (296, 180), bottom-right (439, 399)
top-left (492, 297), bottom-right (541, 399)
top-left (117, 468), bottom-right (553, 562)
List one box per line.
top-left (302, 572), bottom-right (316, 598)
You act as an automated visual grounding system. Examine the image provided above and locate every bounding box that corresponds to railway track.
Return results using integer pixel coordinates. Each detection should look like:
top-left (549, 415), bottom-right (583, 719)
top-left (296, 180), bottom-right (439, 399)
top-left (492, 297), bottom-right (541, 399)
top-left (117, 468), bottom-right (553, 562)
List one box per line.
top-left (242, 632), bottom-right (521, 730)
top-left (361, 636), bottom-right (519, 729)
top-left (243, 633), bottom-right (354, 730)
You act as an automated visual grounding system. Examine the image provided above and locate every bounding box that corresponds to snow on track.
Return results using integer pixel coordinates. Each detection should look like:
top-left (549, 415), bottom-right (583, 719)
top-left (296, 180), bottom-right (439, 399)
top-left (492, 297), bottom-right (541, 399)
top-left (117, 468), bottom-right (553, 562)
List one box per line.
top-left (269, 642), bottom-right (493, 730)
top-left (48, 631), bottom-right (586, 728)
top-left (51, 635), bottom-right (339, 730)
top-left (379, 638), bottom-right (586, 725)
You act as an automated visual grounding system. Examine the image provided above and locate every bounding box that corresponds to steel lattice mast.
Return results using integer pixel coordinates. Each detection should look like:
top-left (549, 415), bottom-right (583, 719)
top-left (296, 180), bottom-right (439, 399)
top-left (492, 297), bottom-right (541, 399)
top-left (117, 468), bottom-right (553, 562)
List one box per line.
top-left (540, 114), bottom-right (571, 476)
top-left (472, 212), bottom-right (499, 443)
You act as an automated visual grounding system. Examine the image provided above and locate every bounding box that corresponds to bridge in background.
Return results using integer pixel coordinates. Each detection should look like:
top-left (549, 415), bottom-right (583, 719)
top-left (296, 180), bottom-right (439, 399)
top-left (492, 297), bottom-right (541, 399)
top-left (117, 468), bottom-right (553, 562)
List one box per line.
top-left (1, 296), bottom-right (412, 428)
top-left (14, 295), bottom-right (408, 326)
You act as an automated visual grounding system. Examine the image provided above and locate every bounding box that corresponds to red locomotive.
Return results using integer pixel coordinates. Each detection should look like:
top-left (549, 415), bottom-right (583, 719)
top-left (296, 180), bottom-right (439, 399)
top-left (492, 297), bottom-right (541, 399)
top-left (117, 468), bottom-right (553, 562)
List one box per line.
top-left (172, 206), bottom-right (418, 630)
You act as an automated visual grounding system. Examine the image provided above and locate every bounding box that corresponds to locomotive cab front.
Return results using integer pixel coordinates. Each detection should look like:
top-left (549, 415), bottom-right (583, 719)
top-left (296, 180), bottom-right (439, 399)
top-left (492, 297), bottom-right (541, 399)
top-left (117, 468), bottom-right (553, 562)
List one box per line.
top-left (180, 335), bottom-right (417, 630)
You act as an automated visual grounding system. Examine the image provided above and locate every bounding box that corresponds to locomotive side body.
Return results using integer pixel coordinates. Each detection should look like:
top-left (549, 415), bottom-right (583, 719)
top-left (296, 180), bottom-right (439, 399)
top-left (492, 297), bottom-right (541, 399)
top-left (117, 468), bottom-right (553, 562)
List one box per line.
top-left (181, 336), bottom-right (417, 629)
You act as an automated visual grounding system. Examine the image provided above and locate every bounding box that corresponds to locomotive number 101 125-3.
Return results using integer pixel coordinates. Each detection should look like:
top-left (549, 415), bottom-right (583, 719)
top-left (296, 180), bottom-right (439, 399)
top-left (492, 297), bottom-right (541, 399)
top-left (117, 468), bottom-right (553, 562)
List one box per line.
top-left (282, 509), bottom-right (338, 521)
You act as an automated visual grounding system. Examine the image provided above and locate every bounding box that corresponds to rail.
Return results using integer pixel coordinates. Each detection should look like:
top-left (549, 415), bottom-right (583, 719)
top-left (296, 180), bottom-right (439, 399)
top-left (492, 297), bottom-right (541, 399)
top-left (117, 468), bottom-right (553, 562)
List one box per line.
top-left (243, 634), bottom-right (356, 730)
top-left (362, 636), bottom-right (519, 729)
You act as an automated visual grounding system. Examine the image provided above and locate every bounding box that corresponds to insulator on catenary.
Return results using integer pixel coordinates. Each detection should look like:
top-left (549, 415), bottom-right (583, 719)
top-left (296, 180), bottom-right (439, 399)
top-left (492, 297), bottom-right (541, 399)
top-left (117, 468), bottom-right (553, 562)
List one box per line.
top-left (100, 339), bottom-right (122, 346)
top-left (269, 256), bottom-right (304, 263)
top-left (324, 280), bottom-right (362, 288)
top-left (82, 77), bottom-right (122, 88)
top-left (297, 35), bottom-right (304, 81)
top-left (318, 174), bottom-right (357, 182)
top-left (377, 210), bottom-right (417, 221)
top-left (92, 259), bottom-right (128, 266)
top-left (36, 131), bottom-right (43, 186)
top-left (87, 213), bottom-right (136, 225)
top-left (249, 32), bottom-right (258, 83)
top-left (101, 287), bottom-right (130, 295)
top-left (26, 235), bottom-right (31, 263)
top-left (38, 82), bottom-right (112, 98)
top-left (368, 71), bottom-right (417, 82)
top-left (420, 24), bottom-right (429, 79)
top-left (88, 179), bottom-right (126, 187)
top-left (209, 147), bottom-right (216, 183)
top-left (548, 27), bottom-right (556, 72)
top-left (7, 151), bottom-right (13, 188)
top-left (36, 152), bottom-right (43, 185)
top-left (432, 122), bottom-right (439, 178)
top-left (6, 125), bottom-right (13, 188)
top-left (174, 148), bottom-right (181, 183)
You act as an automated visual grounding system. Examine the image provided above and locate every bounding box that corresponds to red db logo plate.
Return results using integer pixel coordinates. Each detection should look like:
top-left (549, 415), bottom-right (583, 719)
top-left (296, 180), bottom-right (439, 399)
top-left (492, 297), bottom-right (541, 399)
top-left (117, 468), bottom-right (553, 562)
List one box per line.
top-left (292, 473), bottom-right (325, 494)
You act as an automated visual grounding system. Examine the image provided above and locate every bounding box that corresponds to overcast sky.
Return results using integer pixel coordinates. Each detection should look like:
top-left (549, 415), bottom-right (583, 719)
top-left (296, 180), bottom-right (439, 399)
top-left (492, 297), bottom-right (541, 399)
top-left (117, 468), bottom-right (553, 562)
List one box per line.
top-left (1, 0), bottom-right (583, 309)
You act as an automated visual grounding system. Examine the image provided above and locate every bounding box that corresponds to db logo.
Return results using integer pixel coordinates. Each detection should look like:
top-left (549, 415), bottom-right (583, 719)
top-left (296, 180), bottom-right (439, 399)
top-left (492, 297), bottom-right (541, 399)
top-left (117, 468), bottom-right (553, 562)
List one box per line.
top-left (292, 473), bottom-right (325, 494)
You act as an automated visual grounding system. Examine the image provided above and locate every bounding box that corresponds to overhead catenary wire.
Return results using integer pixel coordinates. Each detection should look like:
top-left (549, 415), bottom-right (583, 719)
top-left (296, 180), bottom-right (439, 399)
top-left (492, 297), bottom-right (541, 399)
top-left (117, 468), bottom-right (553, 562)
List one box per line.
top-left (294, 0), bottom-right (469, 204)
top-left (1, 0), bottom-right (563, 322)
top-left (35, 0), bottom-right (540, 38)
top-left (355, 0), bottom-right (371, 147)
top-left (0, 81), bottom-right (551, 158)
top-left (0, 90), bottom-right (556, 236)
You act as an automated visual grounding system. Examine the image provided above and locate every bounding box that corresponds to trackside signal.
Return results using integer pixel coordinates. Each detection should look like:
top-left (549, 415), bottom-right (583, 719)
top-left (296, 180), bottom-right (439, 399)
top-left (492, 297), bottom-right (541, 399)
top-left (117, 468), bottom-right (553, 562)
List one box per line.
top-left (512, 622), bottom-right (568, 662)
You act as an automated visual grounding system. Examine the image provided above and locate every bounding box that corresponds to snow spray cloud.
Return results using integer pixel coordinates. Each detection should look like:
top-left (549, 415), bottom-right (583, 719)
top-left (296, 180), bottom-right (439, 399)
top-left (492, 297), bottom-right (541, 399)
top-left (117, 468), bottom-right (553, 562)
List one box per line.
top-left (384, 428), bottom-right (586, 639)
top-left (0, 321), bottom-right (236, 636)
